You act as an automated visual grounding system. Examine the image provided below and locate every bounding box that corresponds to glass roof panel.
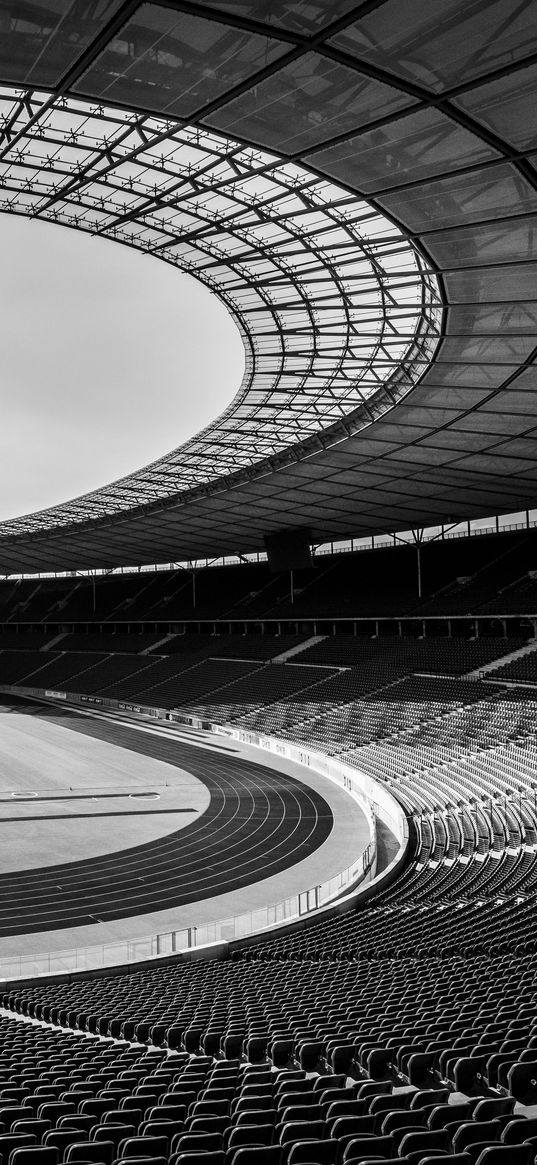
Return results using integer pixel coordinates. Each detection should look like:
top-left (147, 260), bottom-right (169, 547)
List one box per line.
top-left (206, 52), bottom-right (415, 153)
top-left (377, 166), bottom-right (537, 231)
top-left (453, 61), bottom-right (537, 150)
top-left (424, 216), bottom-right (537, 268)
top-left (0, 0), bottom-right (124, 87)
top-left (444, 262), bottom-right (537, 303)
top-left (447, 302), bottom-right (537, 335)
top-left (73, 4), bottom-right (289, 117)
top-left (329, 0), bottom-right (537, 95)
top-left (307, 108), bottom-right (499, 193)
top-left (190, 0), bottom-right (359, 36)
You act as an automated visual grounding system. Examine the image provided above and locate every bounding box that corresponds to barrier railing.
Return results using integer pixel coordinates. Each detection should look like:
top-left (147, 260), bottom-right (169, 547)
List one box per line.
top-left (0, 845), bottom-right (372, 981)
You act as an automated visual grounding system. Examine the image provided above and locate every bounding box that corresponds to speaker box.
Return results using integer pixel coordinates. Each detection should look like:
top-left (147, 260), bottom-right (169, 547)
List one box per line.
top-left (264, 528), bottom-right (312, 572)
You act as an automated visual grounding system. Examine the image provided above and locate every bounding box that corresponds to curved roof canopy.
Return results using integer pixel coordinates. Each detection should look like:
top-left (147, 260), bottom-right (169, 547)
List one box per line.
top-left (0, 90), bottom-right (440, 529)
top-left (0, 0), bottom-right (536, 573)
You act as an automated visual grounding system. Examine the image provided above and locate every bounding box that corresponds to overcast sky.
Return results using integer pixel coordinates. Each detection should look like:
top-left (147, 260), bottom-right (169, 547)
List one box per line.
top-left (0, 215), bottom-right (244, 521)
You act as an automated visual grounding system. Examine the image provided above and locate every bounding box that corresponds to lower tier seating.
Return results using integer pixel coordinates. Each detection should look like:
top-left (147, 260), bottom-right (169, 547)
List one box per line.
top-left (1, 634), bottom-right (537, 1165)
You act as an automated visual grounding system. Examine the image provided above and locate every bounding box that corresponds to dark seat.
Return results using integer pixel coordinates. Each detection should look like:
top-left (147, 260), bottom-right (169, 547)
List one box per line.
top-left (330, 1115), bottom-right (377, 1139)
top-left (370, 1095), bottom-right (411, 1117)
top-left (10, 1150), bottom-right (59, 1165)
top-left (116, 1158), bottom-right (168, 1165)
top-left (474, 1148), bottom-right (533, 1165)
top-left (44, 1129), bottom-right (88, 1154)
top-left (172, 1154), bottom-right (225, 1165)
top-left (410, 1093), bottom-right (450, 1111)
top-left (342, 1135), bottom-right (395, 1161)
top-left (190, 1098), bottom-right (230, 1118)
top-left (118, 1134), bottom-right (169, 1159)
top-left (324, 1102), bottom-right (367, 1122)
top-left (236, 1111), bottom-right (277, 1128)
top-left (453, 1124), bottom-right (501, 1153)
top-left (60, 1117), bottom-right (96, 1133)
top-left (382, 1112), bottom-right (426, 1136)
top-left (428, 1106), bottom-right (474, 1131)
top-left (225, 1125), bottom-right (274, 1150)
top-left (501, 1118), bottom-right (537, 1144)
top-left (103, 1109), bottom-right (142, 1127)
top-left (37, 1102), bottom-right (75, 1126)
top-left (282, 1105), bottom-right (324, 1125)
top-left (171, 1131), bottom-right (223, 1154)
top-left (11, 1120), bottom-right (51, 1139)
top-left (399, 1130), bottom-right (451, 1157)
top-left (0, 1109), bottom-right (32, 1131)
top-left (66, 1142), bottom-right (115, 1164)
top-left (357, 1085), bottom-right (392, 1101)
top-left (0, 1134), bottom-right (37, 1159)
top-left (472, 1101), bottom-right (515, 1122)
top-left (279, 1120), bottom-right (326, 1145)
top-left (188, 1115), bottom-right (229, 1134)
top-left (420, 1157), bottom-right (472, 1165)
top-left (286, 1140), bottom-right (338, 1164)
top-left (507, 1062), bottom-right (537, 1106)
top-left (91, 1124), bottom-right (136, 1151)
top-left (79, 1101), bottom-right (116, 1121)
top-left (229, 1149), bottom-right (281, 1165)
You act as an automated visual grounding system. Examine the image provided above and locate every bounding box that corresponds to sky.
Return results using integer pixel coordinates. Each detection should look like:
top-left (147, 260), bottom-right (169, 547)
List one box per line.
top-left (0, 215), bottom-right (245, 521)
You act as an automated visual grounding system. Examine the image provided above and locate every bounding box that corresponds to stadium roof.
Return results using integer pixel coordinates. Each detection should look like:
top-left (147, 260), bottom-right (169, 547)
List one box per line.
top-left (0, 0), bottom-right (536, 573)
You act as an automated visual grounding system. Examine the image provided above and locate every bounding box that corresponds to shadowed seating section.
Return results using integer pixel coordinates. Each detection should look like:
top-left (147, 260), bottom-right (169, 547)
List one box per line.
top-left (2, 528), bottom-right (537, 627)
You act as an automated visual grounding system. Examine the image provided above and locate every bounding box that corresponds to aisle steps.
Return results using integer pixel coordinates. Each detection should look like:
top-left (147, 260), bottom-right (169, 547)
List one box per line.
top-left (272, 634), bottom-right (326, 663)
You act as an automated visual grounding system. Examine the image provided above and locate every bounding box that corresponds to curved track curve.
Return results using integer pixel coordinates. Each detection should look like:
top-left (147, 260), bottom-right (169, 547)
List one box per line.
top-left (0, 699), bottom-right (333, 937)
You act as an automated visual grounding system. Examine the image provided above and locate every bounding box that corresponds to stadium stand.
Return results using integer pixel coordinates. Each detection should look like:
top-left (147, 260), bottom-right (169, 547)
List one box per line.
top-left (2, 552), bottom-right (537, 1157)
top-left (2, 7), bottom-right (537, 1165)
top-left (2, 531), bottom-right (537, 631)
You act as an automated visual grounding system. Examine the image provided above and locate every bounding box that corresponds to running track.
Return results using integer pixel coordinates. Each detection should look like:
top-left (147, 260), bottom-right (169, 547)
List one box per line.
top-left (0, 697), bottom-right (333, 936)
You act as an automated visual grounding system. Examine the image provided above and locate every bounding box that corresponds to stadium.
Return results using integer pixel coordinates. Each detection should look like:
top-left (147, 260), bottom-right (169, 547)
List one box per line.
top-left (0, 2), bottom-right (537, 1165)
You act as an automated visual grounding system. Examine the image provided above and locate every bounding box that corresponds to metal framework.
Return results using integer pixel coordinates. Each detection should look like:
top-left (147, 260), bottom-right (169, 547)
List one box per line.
top-left (0, 0), bottom-right (535, 573)
top-left (0, 86), bottom-right (440, 533)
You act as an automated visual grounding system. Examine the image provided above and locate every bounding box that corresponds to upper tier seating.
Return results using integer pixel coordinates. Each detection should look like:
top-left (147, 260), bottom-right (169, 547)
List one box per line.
top-left (2, 528), bottom-right (537, 624)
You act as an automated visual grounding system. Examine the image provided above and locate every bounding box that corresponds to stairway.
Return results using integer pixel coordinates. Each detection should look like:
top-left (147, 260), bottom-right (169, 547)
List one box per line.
top-left (142, 633), bottom-right (176, 655)
top-left (272, 634), bottom-right (326, 663)
top-left (41, 631), bottom-right (68, 650)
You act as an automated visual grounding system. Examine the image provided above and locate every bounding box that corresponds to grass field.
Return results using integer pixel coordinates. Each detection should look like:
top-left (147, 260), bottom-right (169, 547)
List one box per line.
top-left (0, 701), bottom-right (208, 872)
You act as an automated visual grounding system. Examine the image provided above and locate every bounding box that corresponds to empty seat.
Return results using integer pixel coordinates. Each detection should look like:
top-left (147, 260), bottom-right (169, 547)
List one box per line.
top-left (501, 1119), bottom-right (537, 1144)
top-left (474, 1149), bottom-right (533, 1165)
top-left (286, 1140), bottom-right (338, 1164)
top-left (10, 1150), bottom-right (59, 1165)
top-left (66, 1143), bottom-right (115, 1164)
